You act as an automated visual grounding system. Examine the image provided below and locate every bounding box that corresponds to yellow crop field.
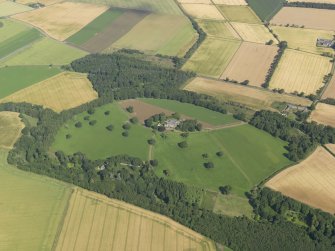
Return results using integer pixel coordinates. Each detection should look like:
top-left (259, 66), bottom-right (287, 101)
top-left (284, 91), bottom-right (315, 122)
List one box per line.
top-left (270, 50), bottom-right (332, 95)
top-left (184, 77), bottom-right (312, 110)
top-left (213, 0), bottom-right (247, 4)
top-left (270, 26), bottom-right (335, 55)
top-left (0, 72), bottom-right (98, 112)
top-left (55, 188), bottom-right (216, 251)
top-left (178, 0), bottom-right (211, 3)
top-left (309, 103), bottom-right (335, 127)
top-left (181, 3), bottom-right (225, 20)
top-left (0, 1), bottom-right (32, 17)
top-left (16, 0), bottom-right (63, 5)
top-left (266, 147), bottom-right (335, 214)
top-left (231, 22), bottom-right (276, 44)
top-left (13, 2), bottom-right (108, 41)
top-left (197, 20), bottom-right (240, 39)
top-left (218, 5), bottom-right (261, 24)
top-left (322, 75), bottom-right (335, 99)
top-left (0, 112), bottom-right (24, 149)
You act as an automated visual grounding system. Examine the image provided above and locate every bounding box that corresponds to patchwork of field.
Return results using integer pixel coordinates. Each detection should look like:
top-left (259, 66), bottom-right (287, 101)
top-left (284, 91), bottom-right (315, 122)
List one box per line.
top-left (110, 14), bottom-right (198, 56)
top-left (0, 38), bottom-right (87, 66)
top-left (271, 7), bottom-right (335, 31)
top-left (0, 1), bottom-right (32, 17)
top-left (231, 22), bottom-right (276, 44)
top-left (322, 75), bottom-right (335, 99)
top-left (218, 5), bottom-right (261, 24)
top-left (13, 2), bottom-right (108, 41)
top-left (0, 112), bottom-right (24, 149)
top-left (266, 146), bottom-right (335, 214)
top-left (183, 37), bottom-right (241, 78)
top-left (247, 0), bottom-right (286, 21)
top-left (213, 0), bottom-right (247, 5)
top-left (309, 103), bottom-right (335, 128)
top-left (0, 65), bottom-right (60, 99)
top-left (270, 26), bottom-right (335, 55)
top-left (197, 20), bottom-right (240, 39)
top-left (181, 3), bottom-right (225, 20)
top-left (184, 77), bottom-right (312, 110)
top-left (55, 188), bottom-right (215, 251)
top-left (221, 42), bottom-right (278, 87)
top-left (270, 50), bottom-right (332, 95)
top-left (1, 72), bottom-right (98, 112)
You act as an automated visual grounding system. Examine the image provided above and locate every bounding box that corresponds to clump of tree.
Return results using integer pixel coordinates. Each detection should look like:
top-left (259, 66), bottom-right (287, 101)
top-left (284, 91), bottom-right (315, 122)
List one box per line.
top-left (126, 106), bottom-right (134, 113)
top-left (204, 162), bottom-right (214, 169)
top-left (219, 185), bottom-right (232, 195)
top-left (177, 120), bottom-right (202, 132)
top-left (106, 124), bottom-right (114, 131)
top-left (150, 159), bottom-right (158, 167)
top-left (89, 120), bottom-right (97, 126)
top-left (75, 122), bottom-right (82, 128)
top-left (122, 123), bottom-right (131, 130)
top-left (284, 1), bottom-right (335, 10)
top-left (87, 108), bottom-right (95, 115)
top-left (178, 141), bottom-right (188, 148)
top-left (129, 117), bottom-right (138, 124)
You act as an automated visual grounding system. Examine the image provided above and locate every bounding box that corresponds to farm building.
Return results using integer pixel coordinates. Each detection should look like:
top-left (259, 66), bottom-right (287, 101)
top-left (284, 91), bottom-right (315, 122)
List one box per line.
top-left (316, 38), bottom-right (335, 48)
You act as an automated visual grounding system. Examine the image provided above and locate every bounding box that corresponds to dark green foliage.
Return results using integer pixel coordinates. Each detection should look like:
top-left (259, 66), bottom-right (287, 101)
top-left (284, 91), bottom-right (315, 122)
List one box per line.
top-left (87, 108), bottom-right (95, 115)
top-left (75, 122), bottom-right (82, 128)
top-left (89, 120), bottom-right (97, 126)
top-left (147, 139), bottom-right (156, 145)
top-left (104, 111), bottom-right (110, 115)
top-left (202, 153), bottom-right (209, 159)
top-left (219, 185), bottom-right (232, 195)
top-left (126, 106), bottom-right (134, 113)
top-left (150, 159), bottom-right (158, 167)
top-left (122, 131), bottom-right (129, 137)
top-left (129, 117), bottom-right (138, 124)
top-left (84, 115), bottom-right (90, 121)
top-left (106, 124), bottom-right (114, 131)
top-left (177, 120), bottom-right (202, 132)
top-left (321, 98), bottom-right (335, 106)
top-left (216, 151), bottom-right (224, 157)
top-left (204, 162), bottom-right (214, 169)
top-left (178, 141), bottom-right (188, 148)
top-left (66, 134), bottom-right (72, 139)
top-left (122, 123), bottom-right (131, 130)
top-left (284, 1), bottom-right (335, 9)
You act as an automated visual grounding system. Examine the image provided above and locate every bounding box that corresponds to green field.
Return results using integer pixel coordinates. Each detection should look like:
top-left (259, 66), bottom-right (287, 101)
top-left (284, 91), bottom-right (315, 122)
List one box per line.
top-left (0, 1), bottom-right (32, 17)
top-left (66, 9), bottom-right (124, 45)
top-left (52, 102), bottom-right (152, 160)
top-left (183, 37), bottom-right (241, 78)
top-left (71, 0), bottom-right (182, 15)
top-left (0, 19), bottom-right (31, 44)
top-left (247, 0), bottom-right (286, 21)
top-left (0, 28), bottom-right (41, 59)
top-left (197, 20), bottom-right (240, 40)
top-left (153, 124), bottom-right (292, 195)
top-left (0, 66), bottom-right (61, 99)
top-left (0, 149), bottom-right (71, 251)
top-left (141, 98), bottom-right (237, 125)
top-left (111, 14), bottom-right (197, 56)
top-left (0, 37), bottom-right (87, 66)
top-left (218, 5), bottom-right (261, 24)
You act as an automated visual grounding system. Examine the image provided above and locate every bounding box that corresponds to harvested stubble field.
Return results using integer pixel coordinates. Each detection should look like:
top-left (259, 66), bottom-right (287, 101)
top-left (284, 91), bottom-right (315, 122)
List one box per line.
top-left (309, 103), bottom-right (335, 128)
top-left (13, 2), bottom-right (108, 41)
top-left (221, 42), bottom-right (278, 87)
top-left (271, 7), bottom-right (335, 31)
top-left (266, 146), bottom-right (335, 214)
top-left (213, 0), bottom-right (247, 5)
top-left (55, 188), bottom-right (216, 251)
top-left (184, 77), bottom-right (312, 110)
top-left (16, 0), bottom-right (63, 5)
top-left (0, 37), bottom-right (87, 66)
top-left (0, 1), bottom-right (32, 17)
top-left (110, 14), bottom-right (197, 57)
top-left (0, 112), bottom-right (24, 149)
top-left (218, 5), bottom-right (261, 24)
top-left (270, 26), bottom-right (335, 55)
top-left (322, 75), bottom-right (335, 99)
top-left (197, 20), bottom-right (240, 39)
top-left (181, 3), bottom-right (225, 20)
top-left (247, 0), bottom-right (286, 21)
top-left (178, 0), bottom-right (211, 3)
top-left (270, 49), bottom-right (332, 95)
top-left (1, 72), bottom-right (98, 112)
top-left (231, 22), bottom-right (276, 44)
top-left (183, 37), bottom-right (241, 78)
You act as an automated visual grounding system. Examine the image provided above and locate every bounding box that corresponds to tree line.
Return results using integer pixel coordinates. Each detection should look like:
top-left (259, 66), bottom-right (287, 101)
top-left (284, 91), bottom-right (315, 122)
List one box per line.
top-left (284, 1), bottom-right (335, 10)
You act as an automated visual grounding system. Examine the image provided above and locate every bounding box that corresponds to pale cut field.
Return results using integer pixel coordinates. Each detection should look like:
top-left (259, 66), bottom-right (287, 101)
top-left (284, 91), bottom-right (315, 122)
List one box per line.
top-left (183, 37), bottom-right (241, 78)
top-left (266, 147), bottom-right (335, 214)
top-left (270, 26), bottom-right (335, 55)
top-left (322, 75), bottom-right (335, 99)
top-left (13, 2), bottom-right (108, 41)
top-left (221, 42), bottom-right (278, 87)
top-left (325, 144), bottom-right (335, 155)
top-left (213, 0), bottom-right (247, 4)
top-left (178, 0), bottom-right (211, 3)
top-left (270, 49), bottom-right (332, 95)
top-left (184, 77), bottom-right (312, 110)
top-left (16, 0), bottom-right (63, 5)
top-left (197, 20), bottom-right (241, 39)
top-left (231, 22), bottom-right (276, 44)
top-left (0, 112), bottom-right (24, 149)
top-left (0, 1), bottom-right (32, 17)
top-left (1, 72), bottom-right (98, 112)
top-left (218, 5), bottom-right (261, 24)
top-left (309, 103), bottom-right (335, 128)
top-left (181, 3), bottom-right (225, 20)
top-left (55, 188), bottom-right (216, 251)
top-left (271, 7), bottom-right (335, 31)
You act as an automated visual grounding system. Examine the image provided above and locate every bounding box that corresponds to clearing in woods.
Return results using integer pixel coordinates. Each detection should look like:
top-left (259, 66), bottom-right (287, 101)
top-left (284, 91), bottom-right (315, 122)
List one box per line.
top-left (13, 2), bottom-right (108, 41)
top-left (182, 37), bottom-right (241, 78)
top-left (0, 37), bottom-right (87, 66)
top-left (0, 65), bottom-right (61, 99)
top-left (270, 26), bottom-right (335, 55)
top-left (247, 0), bottom-right (286, 21)
top-left (269, 49), bottom-right (332, 95)
top-left (270, 7), bottom-right (335, 31)
top-left (197, 20), bottom-right (240, 39)
top-left (0, 112), bottom-right (72, 251)
top-left (0, 72), bottom-right (98, 112)
top-left (231, 22), bottom-right (276, 44)
top-left (218, 5), bottom-right (261, 24)
top-left (0, 1), bottom-right (32, 17)
top-left (110, 14), bottom-right (198, 56)
top-left (266, 146), bottom-right (335, 214)
top-left (221, 42), bottom-right (278, 87)
top-left (309, 103), bottom-right (335, 128)
top-left (322, 75), bottom-right (335, 99)
top-left (55, 188), bottom-right (216, 251)
top-left (184, 77), bottom-right (312, 110)
top-left (181, 3), bottom-right (225, 20)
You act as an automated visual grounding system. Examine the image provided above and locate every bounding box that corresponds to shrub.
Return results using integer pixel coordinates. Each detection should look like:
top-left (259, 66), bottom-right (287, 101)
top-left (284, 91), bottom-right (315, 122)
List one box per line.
top-left (150, 159), bottom-right (159, 166)
top-left (87, 108), bottom-right (95, 115)
top-left (122, 123), bottom-right (131, 130)
top-left (66, 134), bottom-right (72, 139)
top-left (180, 132), bottom-right (189, 138)
top-left (130, 117), bottom-right (138, 124)
top-left (178, 141), bottom-right (188, 148)
top-left (219, 185), bottom-right (232, 195)
top-left (126, 106), bottom-right (134, 113)
top-left (89, 120), bottom-right (97, 126)
top-left (216, 151), bottom-right (224, 157)
top-left (75, 122), bottom-right (82, 128)
top-left (204, 162), bottom-right (214, 169)
top-left (106, 124), bottom-right (114, 131)
top-left (104, 111), bottom-right (110, 115)
top-left (147, 139), bottom-right (156, 145)
top-left (83, 116), bottom-right (90, 121)
top-left (202, 153), bottom-right (209, 159)
top-left (122, 131), bottom-right (129, 137)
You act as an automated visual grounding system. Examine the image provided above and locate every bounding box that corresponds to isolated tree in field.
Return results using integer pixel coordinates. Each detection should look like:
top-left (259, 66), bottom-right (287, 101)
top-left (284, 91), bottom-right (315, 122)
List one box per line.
top-left (122, 123), bottom-right (131, 130)
top-left (204, 162), bottom-right (214, 169)
top-left (163, 169), bottom-right (169, 176)
top-left (150, 159), bottom-right (158, 167)
top-left (130, 117), bottom-right (138, 124)
top-left (84, 116), bottom-right (90, 121)
top-left (216, 151), bottom-right (224, 157)
top-left (89, 120), bottom-right (97, 126)
top-left (122, 131), bottom-right (129, 137)
top-left (126, 106), bottom-right (134, 113)
top-left (66, 134), bottom-right (72, 139)
top-left (106, 124), bottom-right (114, 131)
top-left (104, 111), bottom-right (110, 116)
top-left (241, 80), bottom-right (249, 86)
top-left (147, 139), bottom-right (156, 145)
top-left (219, 185), bottom-right (232, 195)
top-left (178, 141), bottom-right (188, 148)
top-left (202, 153), bottom-right (209, 159)
top-left (87, 108), bottom-right (95, 115)
top-left (75, 122), bottom-right (82, 128)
